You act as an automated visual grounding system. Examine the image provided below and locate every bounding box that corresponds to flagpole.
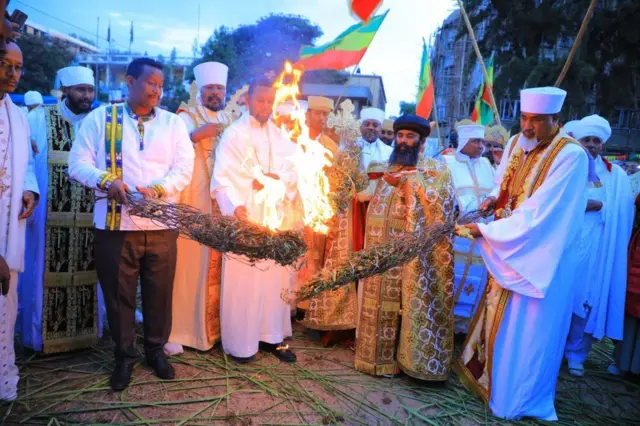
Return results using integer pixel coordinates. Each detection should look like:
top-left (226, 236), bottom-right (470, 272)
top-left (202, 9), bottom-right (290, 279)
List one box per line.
top-left (554, 0), bottom-right (597, 87)
top-left (455, 0), bottom-right (502, 127)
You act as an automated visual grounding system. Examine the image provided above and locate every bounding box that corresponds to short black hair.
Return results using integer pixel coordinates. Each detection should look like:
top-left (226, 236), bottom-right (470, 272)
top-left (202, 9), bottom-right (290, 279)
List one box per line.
top-left (248, 76), bottom-right (274, 97)
top-left (126, 58), bottom-right (163, 79)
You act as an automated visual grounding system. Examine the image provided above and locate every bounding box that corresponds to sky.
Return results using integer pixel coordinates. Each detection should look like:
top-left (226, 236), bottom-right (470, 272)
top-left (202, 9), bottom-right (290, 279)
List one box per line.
top-left (13, 0), bottom-right (456, 115)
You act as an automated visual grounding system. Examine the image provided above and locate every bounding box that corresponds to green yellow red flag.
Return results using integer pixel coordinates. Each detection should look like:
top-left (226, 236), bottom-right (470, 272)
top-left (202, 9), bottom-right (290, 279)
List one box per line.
top-left (296, 11), bottom-right (388, 71)
top-left (416, 39), bottom-right (434, 119)
top-left (471, 53), bottom-right (495, 125)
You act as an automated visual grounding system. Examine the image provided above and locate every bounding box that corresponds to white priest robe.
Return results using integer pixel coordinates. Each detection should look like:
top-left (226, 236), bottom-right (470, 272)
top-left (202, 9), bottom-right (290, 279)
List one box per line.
top-left (167, 107), bottom-right (232, 353)
top-left (566, 156), bottom-right (634, 362)
top-left (0, 95), bottom-right (39, 400)
top-left (457, 132), bottom-right (588, 421)
top-left (442, 152), bottom-right (495, 333)
top-left (356, 137), bottom-right (393, 172)
top-left (211, 114), bottom-right (298, 358)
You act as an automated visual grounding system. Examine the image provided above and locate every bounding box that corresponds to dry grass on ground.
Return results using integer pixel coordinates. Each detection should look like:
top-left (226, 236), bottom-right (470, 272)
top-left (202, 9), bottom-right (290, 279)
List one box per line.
top-left (1, 325), bottom-right (639, 425)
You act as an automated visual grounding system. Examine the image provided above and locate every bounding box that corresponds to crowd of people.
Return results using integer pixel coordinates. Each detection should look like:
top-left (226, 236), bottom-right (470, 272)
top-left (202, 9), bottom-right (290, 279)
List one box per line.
top-left (1, 15), bottom-right (639, 424)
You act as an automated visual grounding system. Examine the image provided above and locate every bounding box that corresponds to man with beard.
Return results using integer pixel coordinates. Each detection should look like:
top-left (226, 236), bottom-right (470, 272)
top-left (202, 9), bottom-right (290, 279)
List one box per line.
top-left (211, 77), bottom-right (299, 364)
top-left (0, 41), bottom-right (39, 401)
top-left (355, 114), bottom-right (455, 379)
top-left (380, 118), bottom-right (395, 146)
top-left (442, 123), bottom-right (495, 334)
top-left (19, 66), bottom-right (107, 354)
top-left (69, 58), bottom-right (194, 390)
top-left (354, 107), bottom-right (392, 252)
top-left (165, 62), bottom-right (233, 356)
top-left (564, 115), bottom-right (633, 377)
top-left (456, 87), bottom-right (588, 420)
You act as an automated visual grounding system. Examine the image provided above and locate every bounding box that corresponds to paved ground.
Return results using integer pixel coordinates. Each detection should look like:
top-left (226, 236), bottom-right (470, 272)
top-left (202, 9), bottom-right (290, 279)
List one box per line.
top-left (1, 324), bottom-right (639, 425)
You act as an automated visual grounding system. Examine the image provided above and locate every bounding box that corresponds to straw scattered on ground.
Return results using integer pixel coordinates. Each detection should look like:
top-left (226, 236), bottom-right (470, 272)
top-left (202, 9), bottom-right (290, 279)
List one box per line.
top-left (3, 324), bottom-right (638, 426)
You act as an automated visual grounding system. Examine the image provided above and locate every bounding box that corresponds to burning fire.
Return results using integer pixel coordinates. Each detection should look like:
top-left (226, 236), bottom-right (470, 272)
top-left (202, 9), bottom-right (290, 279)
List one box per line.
top-left (272, 61), bottom-right (335, 234)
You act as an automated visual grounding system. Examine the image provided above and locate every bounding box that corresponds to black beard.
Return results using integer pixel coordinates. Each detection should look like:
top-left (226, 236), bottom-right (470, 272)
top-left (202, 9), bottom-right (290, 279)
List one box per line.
top-left (66, 97), bottom-right (92, 114)
top-left (381, 137), bottom-right (394, 146)
top-left (389, 143), bottom-right (420, 167)
top-left (204, 96), bottom-right (224, 112)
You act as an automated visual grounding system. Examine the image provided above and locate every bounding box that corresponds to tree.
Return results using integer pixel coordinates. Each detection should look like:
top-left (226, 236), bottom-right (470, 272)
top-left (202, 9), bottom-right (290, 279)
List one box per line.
top-left (16, 33), bottom-right (75, 94)
top-left (399, 101), bottom-right (416, 115)
top-left (158, 47), bottom-right (189, 112)
top-left (461, 0), bottom-right (640, 120)
top-left (189, 14), bottom-right (342, 91)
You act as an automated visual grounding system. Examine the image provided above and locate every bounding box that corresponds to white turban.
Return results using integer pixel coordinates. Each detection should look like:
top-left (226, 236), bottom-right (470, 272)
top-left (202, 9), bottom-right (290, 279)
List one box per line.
top-left (57, 66), bottom-right (94, 87)
top-left (360, 107), bottom-right (385, 124)
top-left (24, 91), bottom-right (43, 106)
top-left (562, 120), bottom-right (581, 138)
top-left (457, 124), bottom-right (485, 153)
top-left (193, 62), bottom-right (228, 88)
top-left (520, 87), bottom-right (566, 114)
top-left (574, 114), bottom-right (612, 143)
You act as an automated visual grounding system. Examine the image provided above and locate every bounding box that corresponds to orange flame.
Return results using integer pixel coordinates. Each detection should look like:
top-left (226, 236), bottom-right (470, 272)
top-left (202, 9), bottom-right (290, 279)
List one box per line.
top-left (272, 61), bottom-right (335, 234)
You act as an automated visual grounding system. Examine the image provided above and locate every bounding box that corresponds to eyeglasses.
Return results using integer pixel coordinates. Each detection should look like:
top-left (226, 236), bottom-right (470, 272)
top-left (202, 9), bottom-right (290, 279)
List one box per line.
top-left (0, 61), bottom-right (24, 75)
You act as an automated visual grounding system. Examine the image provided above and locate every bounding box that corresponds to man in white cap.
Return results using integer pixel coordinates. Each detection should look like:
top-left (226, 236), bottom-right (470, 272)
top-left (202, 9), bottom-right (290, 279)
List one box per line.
top-left (19, 65), bottom-right (103, 354)
top-left (455, 87), bottom-right (589, 420)
top-left (353, 107), bottom-right (392, 252)
top-left (442, 120), bottom-right (495, 334)
top-left (380, 118), bottom-right (395, 146)
top-left (24, 90), bottom-right (43, 112)
top-left (165, 62), bottom-right (233, 356)
top-left (0, 41), bottom-right (39, 402)
top-left (564, 114), bottom-right (634, 377)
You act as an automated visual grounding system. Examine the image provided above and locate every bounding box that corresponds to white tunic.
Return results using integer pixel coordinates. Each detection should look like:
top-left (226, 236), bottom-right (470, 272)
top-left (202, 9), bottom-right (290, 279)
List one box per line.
top-left (69, 103), bottom-right (195, 230)
top-left (0, 96), bottom-right (38, 400)
top-left (168, 107), bottom-right (232, 351)
top-left (574, 157), bottom-right (633, 340)
top-left (477, 133), bottom-right (588, 420)
top-left (357, 137), bottom-right (393, 171)
top-left (211, 114), bottom-right (298, 357)
top-left (443, 153), bottom-right (495, 333)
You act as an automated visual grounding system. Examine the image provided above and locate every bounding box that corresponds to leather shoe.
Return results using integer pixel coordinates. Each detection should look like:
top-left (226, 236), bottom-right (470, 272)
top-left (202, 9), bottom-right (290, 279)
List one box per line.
top-left (229, 354), bottom-right (256, 364)
top-left (260, 342), bottom-right (297, 363)
top-left (146, 353), bottom-right (175, 380)
top-left (110, 362), bottom-right (134, 391)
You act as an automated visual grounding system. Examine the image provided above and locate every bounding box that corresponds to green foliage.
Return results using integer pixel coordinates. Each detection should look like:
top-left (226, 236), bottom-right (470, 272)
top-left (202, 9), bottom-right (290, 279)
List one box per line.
top-left (157, 47), bottom-right (188, 112)
top-left (461, 0), bottom-right (640, 120)
top-left (399, 101), bottom-right (416, 115)
top-left (189, 14), bottom-right (335, 90)
top-left (16, 33), bottom-right (75, 95)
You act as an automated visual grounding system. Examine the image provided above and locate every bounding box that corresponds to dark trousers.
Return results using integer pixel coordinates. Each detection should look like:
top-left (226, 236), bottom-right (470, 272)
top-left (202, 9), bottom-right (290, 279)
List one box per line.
top-left (94, 229), bottom-right (178, 363)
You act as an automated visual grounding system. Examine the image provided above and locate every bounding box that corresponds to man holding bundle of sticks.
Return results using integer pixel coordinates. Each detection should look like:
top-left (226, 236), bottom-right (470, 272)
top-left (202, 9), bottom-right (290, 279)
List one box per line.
top-left (455, 87), bottom-right (588, 420)
top-left (69, 58), bottom-right (194, 391)
top-left (354, 114), bottom-right (456, 381)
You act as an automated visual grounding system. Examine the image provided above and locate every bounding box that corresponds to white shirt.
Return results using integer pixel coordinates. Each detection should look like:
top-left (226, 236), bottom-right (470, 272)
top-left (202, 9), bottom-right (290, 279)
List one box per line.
top-left (69, 103), bottom-right (195, 231)
top-left (357, 137), bottom-right (393, 171)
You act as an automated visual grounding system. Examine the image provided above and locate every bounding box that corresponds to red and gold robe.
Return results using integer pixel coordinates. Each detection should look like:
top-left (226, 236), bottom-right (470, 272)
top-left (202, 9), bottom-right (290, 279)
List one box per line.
top-left (355, 159), bottom-right (456, 380)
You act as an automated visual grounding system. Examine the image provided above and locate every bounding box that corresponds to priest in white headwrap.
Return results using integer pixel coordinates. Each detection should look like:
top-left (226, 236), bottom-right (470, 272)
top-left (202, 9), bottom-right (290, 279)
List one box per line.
top-left (353, 107), bottom-right (392, 252)
top-left (564, 114), bottom-right (634, 376)
top-left (562, 119), bottom-right (580, 138)
top-left (19, 66), bottom-right (104, 354)
top-left (165, 62), bottom-right (234, 355)
top-left (442, 122), bottom-right (495, 333)
top-left (24, 90), bottom-right (43, 112)
top-left (455, 87), bottom-right (589, 421)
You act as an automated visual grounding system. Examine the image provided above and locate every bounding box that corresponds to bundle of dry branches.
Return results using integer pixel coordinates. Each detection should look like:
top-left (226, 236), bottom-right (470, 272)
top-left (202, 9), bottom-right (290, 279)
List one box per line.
top-left (325, 144), bottom-right (369, 212)
top-left (123, 195), bottom-right (307, 266)
top-left (288, 210), bottom-right (490, 301)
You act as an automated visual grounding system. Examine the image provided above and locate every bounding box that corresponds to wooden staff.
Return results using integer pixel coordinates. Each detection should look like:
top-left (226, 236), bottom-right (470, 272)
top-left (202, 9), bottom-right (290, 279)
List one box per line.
top-left (455, 0), bottom-right (502, 127)
top-left (554, 0), bottom-right (598, 87)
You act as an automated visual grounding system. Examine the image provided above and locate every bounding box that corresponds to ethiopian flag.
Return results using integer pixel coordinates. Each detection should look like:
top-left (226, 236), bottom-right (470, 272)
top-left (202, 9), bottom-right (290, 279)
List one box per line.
top-left (416, 39), bottom-right (434, 119)
top-left (471, 53), bottom-right (495, 125)
top-left (296, 11), bottom-right (388, 71)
